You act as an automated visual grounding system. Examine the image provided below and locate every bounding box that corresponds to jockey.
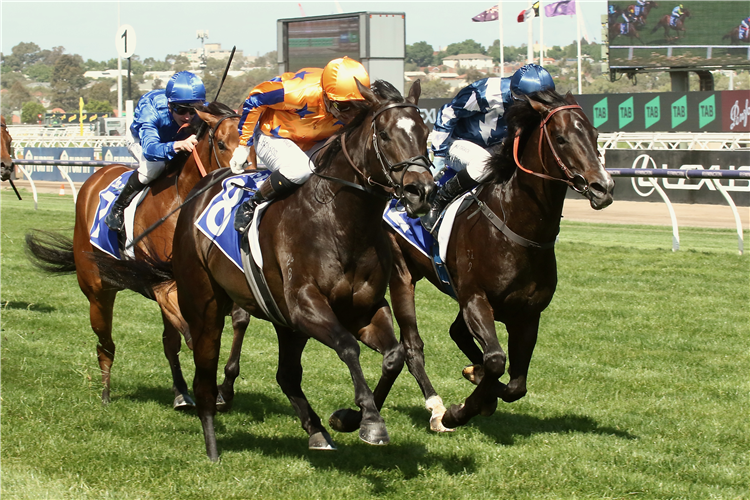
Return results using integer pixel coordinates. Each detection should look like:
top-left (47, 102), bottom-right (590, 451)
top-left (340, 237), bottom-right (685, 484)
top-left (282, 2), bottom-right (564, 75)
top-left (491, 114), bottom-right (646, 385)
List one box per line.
top-left (634, 0), bottom-right (647, 17)
top-left (608, 5), bottom-right (619, 25)
top-left (230, 56), bottom-right (370, 233)
top-left (740, 16), bottom-right (750, 40)
top-left (105, 71), bottom-right (206, 232)
top-left (621, 6), bottom-right (636, 28)
top-left (670, 4), bottom-right (684, 26)
top-left (420, 64), bottom-right (555, 233)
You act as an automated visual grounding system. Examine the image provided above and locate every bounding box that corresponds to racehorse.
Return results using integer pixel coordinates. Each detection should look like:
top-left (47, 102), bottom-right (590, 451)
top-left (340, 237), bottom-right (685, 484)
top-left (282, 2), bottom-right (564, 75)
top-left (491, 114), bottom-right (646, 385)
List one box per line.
top-left (25, 102), bottom-right (244, 410)
top-left (629, 1), bottom-right (658, 24)
top-left (610, 20), bottom-right (644, 42)
top-left (95, 80), bottom-right (435, 460)
top-left (1, 116), bottom-right (13, 181)
top-left (651, 9), bottom-right (690, 41)
top-left (723, 26), bottom-right (750, 45)
top-left (386, 90), bottom-right (615, 430)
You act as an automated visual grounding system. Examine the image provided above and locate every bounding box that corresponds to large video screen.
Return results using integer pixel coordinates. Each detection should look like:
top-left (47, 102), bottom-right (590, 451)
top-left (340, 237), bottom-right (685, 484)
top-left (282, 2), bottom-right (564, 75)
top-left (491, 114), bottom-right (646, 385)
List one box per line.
top-left (608, 0), bottom-right (750, 70)
top-left (285, 16), bottom-right (360, 72)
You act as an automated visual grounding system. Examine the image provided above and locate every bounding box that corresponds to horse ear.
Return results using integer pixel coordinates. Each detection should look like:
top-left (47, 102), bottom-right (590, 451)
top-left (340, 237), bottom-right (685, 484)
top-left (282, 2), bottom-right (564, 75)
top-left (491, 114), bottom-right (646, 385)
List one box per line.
top-left (526, 95), bottom-right (551, 115)
top-left (195, 109), bottom-right (218, 129)
top-left (406, 79), bottom-right (421, 106)
top-left (355, 78), bottom-right (378, 105)
top-left (564, 92), bottom-right (578, 106)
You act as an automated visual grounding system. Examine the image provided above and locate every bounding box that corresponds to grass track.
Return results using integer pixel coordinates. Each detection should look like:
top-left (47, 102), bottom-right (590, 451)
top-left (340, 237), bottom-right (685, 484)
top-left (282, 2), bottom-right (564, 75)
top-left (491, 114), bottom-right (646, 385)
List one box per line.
top-left (1, 191), bottom-right (748, 499)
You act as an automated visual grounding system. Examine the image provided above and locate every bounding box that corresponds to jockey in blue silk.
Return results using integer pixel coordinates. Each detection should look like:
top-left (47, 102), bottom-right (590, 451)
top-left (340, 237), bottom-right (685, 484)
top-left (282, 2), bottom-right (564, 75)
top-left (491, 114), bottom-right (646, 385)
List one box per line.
top-left (420, 64), bottom-right (555, 233)
top-left (104, 71), bottom-right (207, 232)
top-left (740, 16), bottom-right (750, 40)
top-left (670, 4), bottom-right (684, 26)
top-left (634, 0), bottom-right (647, 17)
top-left (230, 56), bottom-right (371, 233)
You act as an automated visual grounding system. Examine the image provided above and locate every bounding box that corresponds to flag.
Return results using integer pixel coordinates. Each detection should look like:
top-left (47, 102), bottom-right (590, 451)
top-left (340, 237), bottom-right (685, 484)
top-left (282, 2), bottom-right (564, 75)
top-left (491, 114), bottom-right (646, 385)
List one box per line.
top-left (545, 0), bottom-right (576, 17)
top-left (517, 2), bottom-right (540, 23)
top-left (472, 5), bottom-right (498, 22)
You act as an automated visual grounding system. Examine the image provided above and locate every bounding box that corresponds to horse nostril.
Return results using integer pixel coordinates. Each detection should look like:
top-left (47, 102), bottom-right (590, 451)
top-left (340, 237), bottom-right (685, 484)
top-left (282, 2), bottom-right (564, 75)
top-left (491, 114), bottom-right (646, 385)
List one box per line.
top-left (589, 181), bottom-right (613, 197)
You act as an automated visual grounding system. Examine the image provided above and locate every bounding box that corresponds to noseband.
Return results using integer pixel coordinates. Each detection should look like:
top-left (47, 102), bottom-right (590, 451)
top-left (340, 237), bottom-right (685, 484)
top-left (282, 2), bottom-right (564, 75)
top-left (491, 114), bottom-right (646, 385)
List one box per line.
top-left (339, 101), bottom-right (431, 201)
top-left (513, 104), bottom-right (590, 195)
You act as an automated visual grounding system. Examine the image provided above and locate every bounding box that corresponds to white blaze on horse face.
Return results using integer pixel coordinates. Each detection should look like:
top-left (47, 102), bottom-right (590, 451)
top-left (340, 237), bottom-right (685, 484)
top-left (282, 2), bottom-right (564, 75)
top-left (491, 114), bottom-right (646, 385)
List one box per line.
top-left (396, 117), bottom-right (416, 142)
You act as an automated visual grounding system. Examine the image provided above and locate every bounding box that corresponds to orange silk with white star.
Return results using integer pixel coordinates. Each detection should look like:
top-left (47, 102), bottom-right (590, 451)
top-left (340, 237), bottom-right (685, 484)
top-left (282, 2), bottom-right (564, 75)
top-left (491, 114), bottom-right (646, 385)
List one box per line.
top-left (238, 68), bottom-right (343, 152)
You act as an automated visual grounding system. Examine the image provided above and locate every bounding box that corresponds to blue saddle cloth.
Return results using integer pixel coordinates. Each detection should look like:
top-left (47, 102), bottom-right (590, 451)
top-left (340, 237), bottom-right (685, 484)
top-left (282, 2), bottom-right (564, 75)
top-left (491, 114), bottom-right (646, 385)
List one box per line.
top-left (194, 171), bottom-right (270, 271)
top-left (89, 171), bottom-right (136, 259)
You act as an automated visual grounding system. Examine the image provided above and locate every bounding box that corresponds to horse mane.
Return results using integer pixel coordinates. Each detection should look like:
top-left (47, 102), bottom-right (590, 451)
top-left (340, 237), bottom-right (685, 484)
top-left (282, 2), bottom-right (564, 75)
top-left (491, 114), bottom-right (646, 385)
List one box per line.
top-left (165, 101), bottom-right (237, 173)
top-left (315, 80), bottom-right (404, 172)
top-left (488, 89), bottom-right (570, 184)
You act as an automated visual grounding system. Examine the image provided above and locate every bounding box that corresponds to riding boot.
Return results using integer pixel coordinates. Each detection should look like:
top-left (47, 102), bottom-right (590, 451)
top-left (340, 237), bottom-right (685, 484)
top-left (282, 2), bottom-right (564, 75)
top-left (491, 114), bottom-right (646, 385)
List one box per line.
top-left (234, 170), bottom-right (299, 233)
top-left (104, 173), bottom-right (146, 233)
top-left (420, 169), bottom-right (479, 234)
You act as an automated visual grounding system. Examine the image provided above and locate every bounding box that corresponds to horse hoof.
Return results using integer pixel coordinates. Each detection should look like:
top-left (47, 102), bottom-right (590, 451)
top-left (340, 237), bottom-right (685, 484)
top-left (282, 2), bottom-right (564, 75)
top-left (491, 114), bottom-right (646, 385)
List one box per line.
top-left (309, 431), bottom-right (337, 451)
top-left (329, 408), bottom-right (361, 433)
top-left (174, 393), bottom-right (196, 411)
top-left (359, 422), bottom-right (389, 446)
top-left (440, 404), bottom-right (465, 429)
top-left (462, 364), bottom-right (484, 385)
top-left (101, 389), bottom-right (111, 405)
top-left (429, 413), bottom-right (455, 433)
top-left (215, 392), bottom-right (232, 413)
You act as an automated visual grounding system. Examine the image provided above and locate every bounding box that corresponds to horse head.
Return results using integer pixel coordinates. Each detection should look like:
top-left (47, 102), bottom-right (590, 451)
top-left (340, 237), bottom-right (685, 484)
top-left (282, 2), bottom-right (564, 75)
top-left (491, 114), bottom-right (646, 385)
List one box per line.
top-left (191, 102), bottom-right (241, 174)
top-left (346, 79), bottom-right (435, 217)
top-left (511, 91), bottom-right (614, 210)
top-left (1, 116), bottom-right (14, 182)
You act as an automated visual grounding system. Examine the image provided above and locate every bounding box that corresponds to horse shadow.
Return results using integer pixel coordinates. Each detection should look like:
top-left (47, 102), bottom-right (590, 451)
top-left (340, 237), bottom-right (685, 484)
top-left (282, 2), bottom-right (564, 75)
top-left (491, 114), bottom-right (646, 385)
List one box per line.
top-left (1, 300), bottom-right (57, 313)
top-left (394, 404), bottom-right (637, 445)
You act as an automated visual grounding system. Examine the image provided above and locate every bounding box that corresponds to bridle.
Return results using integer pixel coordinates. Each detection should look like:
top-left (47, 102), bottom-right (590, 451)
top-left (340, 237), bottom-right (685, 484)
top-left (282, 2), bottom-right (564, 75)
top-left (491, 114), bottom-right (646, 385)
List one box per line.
top-left (512, 103), bottom-right (591, 195)
top-left (337, 101), bottom-right (432, 201)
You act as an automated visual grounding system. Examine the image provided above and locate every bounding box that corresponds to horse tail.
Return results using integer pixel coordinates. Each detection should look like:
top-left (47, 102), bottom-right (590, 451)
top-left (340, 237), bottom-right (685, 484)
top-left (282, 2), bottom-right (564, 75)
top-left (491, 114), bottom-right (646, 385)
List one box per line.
top-left (87, 250), bottom-right (174, 294)
top-left (25, 230), bottom-right (76, 274)
top-left (650, 22), bottom-right (660, 34)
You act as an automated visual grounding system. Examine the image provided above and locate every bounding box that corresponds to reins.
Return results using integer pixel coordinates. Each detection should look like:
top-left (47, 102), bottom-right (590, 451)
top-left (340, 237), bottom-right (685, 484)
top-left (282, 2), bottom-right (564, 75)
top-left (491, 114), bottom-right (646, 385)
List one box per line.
top-left (513, 103), bottom-right (590, 195)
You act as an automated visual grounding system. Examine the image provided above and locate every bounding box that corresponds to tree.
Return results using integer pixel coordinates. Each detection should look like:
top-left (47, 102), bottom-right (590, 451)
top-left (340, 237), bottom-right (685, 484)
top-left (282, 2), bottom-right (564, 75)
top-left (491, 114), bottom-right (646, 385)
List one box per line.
top-left (7, 81), bottom-right (32, 111)
top-left (87, 80), bottom-right (115, 105)
top-left (461, 67), bottom-right (486, 84)
top-left (25, 63), bottom-right (54, 82)
top-left (420, 79), bottom-right (456, 98)
top-left (5, 42), bottom-right (43, 71)
top-left (85, 99), bottom-right (113, 113)
top-left (21, 101), bottom-right (46, 124)
top-left (172, 55), bottom-right (191, 72)
top-left (50, 54), bottom-right (87, 111)
top-left (406, 41), bottom-right (435, 67)
top-left (445, 39), bottom-right (486, 56)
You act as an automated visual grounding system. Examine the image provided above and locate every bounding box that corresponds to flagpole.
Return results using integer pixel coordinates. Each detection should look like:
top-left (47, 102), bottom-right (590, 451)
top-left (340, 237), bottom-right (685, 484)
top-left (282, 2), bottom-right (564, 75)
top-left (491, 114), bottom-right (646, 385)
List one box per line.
top-left (527, 0), bottom-right (534, 63)
top-left (576, 0), bottom-right (582, 94)
top-left (539, 1), bottom-right (544, 65)
top-left (499, 3), bottom-right (504, 78)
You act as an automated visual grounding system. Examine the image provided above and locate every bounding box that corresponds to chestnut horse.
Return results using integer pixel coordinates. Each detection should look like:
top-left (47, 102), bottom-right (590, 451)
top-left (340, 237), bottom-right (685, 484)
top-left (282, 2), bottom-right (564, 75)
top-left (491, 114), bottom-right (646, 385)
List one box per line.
top-left (651, 9), bottom-right (690, 40)
top-left (387, 91), bottom-right (615, 430)
top-left (96, 80), bottom-right (435, 460)
top-left (25, 102), bottom-right (243, 410)
top-left (1, 116), bottom-right (13, 181)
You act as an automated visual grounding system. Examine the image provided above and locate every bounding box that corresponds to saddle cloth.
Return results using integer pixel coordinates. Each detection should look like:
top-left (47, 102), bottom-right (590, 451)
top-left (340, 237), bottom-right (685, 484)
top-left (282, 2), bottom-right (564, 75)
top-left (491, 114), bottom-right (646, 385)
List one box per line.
top-left (89, 170), bottom-right (148, 259)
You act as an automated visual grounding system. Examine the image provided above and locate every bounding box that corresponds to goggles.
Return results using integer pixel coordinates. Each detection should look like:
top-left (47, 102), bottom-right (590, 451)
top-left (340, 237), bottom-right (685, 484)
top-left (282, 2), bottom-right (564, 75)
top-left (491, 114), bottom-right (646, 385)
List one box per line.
top-left (171, 103), bottom-right (197, 116)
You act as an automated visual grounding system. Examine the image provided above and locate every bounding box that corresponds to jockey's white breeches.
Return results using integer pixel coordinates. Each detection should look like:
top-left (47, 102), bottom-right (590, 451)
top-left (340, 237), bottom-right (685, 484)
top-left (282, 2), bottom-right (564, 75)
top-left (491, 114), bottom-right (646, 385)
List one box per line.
top-left (254, 132), bottom-right (316, 185)
top-left (442, 139), bottom-right (493, 183)
top-left (127, 129), bottom-right (166, 184)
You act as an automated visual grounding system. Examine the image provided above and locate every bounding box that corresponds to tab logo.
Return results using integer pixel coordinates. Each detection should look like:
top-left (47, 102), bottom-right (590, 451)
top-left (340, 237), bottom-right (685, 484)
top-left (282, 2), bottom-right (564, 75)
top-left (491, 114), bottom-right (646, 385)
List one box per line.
top-left (699, 95), bottom-right (716, 129)
top-left (618, 97), bottom-right (634, 128)
top-left (593, 97), bottom-right (608, 128)
top-left (671, 96), bottom-right (687, 128)
top-left (644, 96), bottom-right (660, 129)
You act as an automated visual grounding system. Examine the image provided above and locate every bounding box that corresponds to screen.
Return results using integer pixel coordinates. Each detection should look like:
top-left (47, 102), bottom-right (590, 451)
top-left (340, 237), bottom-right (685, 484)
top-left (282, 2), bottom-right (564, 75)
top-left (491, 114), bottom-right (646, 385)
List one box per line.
top-left (608, 0), bottom-right (750, 70)
top-left (286, 16), bottom-right (360, 71)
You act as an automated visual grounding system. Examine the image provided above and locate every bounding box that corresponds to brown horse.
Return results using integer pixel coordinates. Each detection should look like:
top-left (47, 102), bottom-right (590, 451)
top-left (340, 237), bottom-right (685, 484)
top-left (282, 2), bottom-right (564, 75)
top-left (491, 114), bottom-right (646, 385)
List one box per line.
top-left (723, 26), bottom-right (750, 45)
top-left (1, 116), bottom-right (14, 181)
top-left (25, 102), bottom-right (244, 410)
top-left (610, 20), bottom-right (644, 42)
top-left (387, 91), bottom-right (615, 430)
top-left (629, 1), bottom-right (658, 24)
top-left (651, 9), bottom-right (690, 41)
top-left (97, 80), bottom-right (435, 460)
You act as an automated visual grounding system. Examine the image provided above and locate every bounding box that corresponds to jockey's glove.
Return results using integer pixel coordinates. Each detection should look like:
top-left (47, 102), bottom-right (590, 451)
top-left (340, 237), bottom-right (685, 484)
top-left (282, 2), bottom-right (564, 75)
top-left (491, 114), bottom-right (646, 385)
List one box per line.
top-left (230, 145), bottom-right (251, 174)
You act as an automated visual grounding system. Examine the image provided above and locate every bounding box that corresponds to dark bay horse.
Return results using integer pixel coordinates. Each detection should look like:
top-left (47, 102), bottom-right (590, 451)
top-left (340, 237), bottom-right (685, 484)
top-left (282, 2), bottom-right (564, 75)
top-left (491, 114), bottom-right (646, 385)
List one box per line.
top-left (723, 26), bottom-right (750, 45)
top-left (1, 116), bottom-right (14, 181)
top-left (387, 91), bottom-right (615, 430)
top-left (651, 9), bottom-right (690, 40)
top-left (25, 102), bottom-right (243, 409)
top-left (610, 20), bottom-right (644, 42)
top-left (100, 80), bottom-right (435, 460)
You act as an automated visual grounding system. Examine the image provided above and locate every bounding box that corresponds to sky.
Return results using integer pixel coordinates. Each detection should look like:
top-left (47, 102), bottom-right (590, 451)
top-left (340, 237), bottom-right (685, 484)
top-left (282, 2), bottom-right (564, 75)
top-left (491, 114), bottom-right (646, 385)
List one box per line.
top-left (1, 0), bottom-right (608, 64)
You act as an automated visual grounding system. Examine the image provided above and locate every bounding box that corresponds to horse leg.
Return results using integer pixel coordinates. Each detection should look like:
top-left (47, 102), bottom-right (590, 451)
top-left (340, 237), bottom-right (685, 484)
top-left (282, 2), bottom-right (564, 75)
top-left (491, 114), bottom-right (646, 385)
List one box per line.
top-left (217, 305), bottom-right (250, 413)
top-left (495, 315), bottom-right (540, 403)
top-left (274, 326), bottom-right (336, 450)
top-left (85, 288), bottom-right (117, 404)
top-left (441, 294), bottom-right (506, 429)
top-left (330, 300), bottom-right (406, 433)
top-left (293, 285), bottom-right (388, 446)
top-left (388, 239), bottom-right (449, 431)
top-left (160, 310), bottom-right (195, 411)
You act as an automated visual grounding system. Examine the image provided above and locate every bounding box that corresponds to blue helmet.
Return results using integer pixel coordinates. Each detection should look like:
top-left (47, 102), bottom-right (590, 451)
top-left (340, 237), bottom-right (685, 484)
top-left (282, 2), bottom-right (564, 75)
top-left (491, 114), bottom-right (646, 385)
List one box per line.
top-left (165, 71), bottom-right (206, 103)
top-left (510, 64), bottom-right (555, 96)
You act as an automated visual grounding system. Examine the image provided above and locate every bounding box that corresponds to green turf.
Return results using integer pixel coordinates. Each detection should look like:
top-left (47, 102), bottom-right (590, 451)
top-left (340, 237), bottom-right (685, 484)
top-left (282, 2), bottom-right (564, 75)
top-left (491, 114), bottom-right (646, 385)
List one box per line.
top-left (2, 191), bottom-right (748, 499)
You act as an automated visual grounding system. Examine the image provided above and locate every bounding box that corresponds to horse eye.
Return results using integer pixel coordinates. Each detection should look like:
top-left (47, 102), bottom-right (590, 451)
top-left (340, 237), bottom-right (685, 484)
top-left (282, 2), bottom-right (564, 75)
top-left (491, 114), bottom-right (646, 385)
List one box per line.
top-left (379, 131), bottom-right (389, 141)
top-left (218, 141), bottom-right (226, 151)
top-left (556, 136), bottom-right (566, 145)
